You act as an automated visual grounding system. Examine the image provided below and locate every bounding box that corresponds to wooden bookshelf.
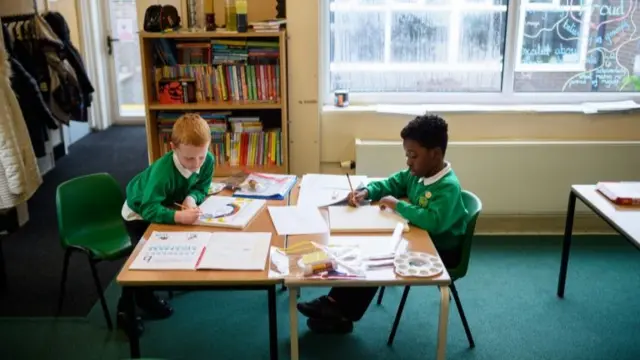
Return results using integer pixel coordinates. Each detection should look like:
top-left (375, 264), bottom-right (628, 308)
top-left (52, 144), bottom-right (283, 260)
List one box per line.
top-left (139, 30), bottom-right (289, 177)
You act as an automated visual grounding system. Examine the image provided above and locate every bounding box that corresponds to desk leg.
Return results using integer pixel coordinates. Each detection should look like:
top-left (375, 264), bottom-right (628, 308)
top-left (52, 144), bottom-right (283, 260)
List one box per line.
top-left (436, 285), bottom-right (450, 360)
top-left (557, 191), bottom-right (576, 298)
top-left (267, 286), bottom-right (278, 360)
top-left (289, 287), bottom-right (299, 360)
top-left (123, 287), bottom-right (140, 358)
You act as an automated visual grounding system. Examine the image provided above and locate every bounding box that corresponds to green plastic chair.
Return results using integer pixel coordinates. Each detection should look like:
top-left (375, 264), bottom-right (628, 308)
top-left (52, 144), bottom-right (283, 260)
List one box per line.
top-left (56, 173), bottom-right (133, 330)
top-left (379, 190), bottom-right (482, 348)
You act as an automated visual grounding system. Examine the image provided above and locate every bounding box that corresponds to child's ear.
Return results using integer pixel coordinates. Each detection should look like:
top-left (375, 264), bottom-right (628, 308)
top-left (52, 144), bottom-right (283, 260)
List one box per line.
top-left (169, 142), bottom-right (176, 150)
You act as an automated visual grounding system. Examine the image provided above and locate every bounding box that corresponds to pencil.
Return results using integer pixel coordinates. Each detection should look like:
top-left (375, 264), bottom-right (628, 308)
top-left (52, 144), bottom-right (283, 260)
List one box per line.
top-left (346, 173), bottom-right (354, 193)
top-left (174, 202), bottom-right (187, 209)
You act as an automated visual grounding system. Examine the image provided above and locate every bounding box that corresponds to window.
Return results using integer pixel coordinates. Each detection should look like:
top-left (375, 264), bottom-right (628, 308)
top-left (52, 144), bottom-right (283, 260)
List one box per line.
top-left (325, 0), bottom-right (640, 103)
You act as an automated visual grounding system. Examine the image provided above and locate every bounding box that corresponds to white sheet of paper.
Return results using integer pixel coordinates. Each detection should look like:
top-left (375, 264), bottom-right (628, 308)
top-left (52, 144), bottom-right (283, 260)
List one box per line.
top-left (197, 232), bottom-right (272, 270)
top-left (129, 231), bottom-right (211, 270)
top-left (268, 206), bottom-right (329, 235)
top-left (297, 174), bottom-right (368, 208)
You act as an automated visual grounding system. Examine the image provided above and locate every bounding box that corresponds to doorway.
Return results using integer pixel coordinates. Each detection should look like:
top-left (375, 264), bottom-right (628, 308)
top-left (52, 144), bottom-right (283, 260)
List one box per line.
top-left (103, 0), bottom-right (145, 124)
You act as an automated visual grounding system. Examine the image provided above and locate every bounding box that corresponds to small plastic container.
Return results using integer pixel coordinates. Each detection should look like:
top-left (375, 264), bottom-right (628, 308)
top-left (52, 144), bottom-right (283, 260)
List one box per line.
top-left (303, 260), bottom-right (337, 276)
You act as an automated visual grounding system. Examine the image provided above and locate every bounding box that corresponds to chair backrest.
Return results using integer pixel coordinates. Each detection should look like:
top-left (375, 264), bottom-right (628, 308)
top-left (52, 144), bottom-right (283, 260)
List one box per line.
top-left (448, 190), bottom-right (482, 280)
top-left (56, 173), bottom-right (125, 248)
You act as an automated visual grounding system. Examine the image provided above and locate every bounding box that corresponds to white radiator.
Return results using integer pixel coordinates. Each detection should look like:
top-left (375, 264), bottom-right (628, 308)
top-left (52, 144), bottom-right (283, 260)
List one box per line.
top-left (355, 139), bottom-right (640, 215)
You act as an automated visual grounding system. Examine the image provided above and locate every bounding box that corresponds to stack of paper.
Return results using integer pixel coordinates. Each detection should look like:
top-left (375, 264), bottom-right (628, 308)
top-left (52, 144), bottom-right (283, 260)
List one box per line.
top-left (129, 231), bottom-right (272, 271)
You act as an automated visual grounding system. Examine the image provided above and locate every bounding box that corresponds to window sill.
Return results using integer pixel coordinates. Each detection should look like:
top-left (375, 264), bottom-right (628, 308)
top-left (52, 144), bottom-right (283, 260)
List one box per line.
top-left (322, 101), bottom-right (640, 115)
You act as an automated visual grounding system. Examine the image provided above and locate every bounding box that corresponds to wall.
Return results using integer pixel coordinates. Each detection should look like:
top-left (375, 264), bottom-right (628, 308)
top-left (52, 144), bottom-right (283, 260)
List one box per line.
top-left (47, 0), bottom-right (81, 49)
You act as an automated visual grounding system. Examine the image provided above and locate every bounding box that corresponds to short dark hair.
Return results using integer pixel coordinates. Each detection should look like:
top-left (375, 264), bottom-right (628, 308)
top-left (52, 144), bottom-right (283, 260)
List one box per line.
top-left (400, 113), bottom-right (449, 154)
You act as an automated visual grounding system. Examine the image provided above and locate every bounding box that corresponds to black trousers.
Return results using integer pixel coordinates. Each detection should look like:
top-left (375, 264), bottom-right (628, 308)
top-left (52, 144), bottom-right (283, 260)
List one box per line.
top-left (117, 219), bottom-right (156, 311)
top-left (328, 249), bottom-right (461, 321)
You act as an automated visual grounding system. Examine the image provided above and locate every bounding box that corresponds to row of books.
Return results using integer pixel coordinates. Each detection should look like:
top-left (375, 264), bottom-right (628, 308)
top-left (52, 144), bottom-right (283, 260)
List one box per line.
top-left (168, 39), bottom-right (279, 66)
top-left (158, 129), bottom-right (284, 167)
top-left (156, 112), bottom-right (264, 133)
top-left (154, 64), bottom-right (280, 102)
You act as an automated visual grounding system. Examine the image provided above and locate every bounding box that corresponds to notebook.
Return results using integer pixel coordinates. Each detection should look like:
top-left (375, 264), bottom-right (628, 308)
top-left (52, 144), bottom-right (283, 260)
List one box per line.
top-left (129, 231), bottom-right (271, 271)
top-left (197, 196), bottom-right (266, 229)
top-left (328, 205), bottom-right (409, 233)
top-left (596, 182), bottom-right (640, 205)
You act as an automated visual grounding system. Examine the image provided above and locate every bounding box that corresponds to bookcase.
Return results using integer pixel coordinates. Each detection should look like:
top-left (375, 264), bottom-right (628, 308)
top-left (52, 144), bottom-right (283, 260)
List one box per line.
top-left (139, 30), bottom-right (289, 177)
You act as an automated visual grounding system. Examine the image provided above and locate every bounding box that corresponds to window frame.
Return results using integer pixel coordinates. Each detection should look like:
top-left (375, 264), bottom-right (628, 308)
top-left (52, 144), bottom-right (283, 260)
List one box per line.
top-left (320, 0), bottom-right (640, 106)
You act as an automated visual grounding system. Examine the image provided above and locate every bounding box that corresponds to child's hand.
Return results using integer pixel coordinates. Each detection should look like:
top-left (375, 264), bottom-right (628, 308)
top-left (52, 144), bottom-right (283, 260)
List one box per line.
top-left (182, 196), bottom-right (198, 209)
top-left (379, 196), bottom-right (399, 211)
top-left (175, 208), bottom-right (202, 224)
top-left (348, 189), bottom-right (368, 207)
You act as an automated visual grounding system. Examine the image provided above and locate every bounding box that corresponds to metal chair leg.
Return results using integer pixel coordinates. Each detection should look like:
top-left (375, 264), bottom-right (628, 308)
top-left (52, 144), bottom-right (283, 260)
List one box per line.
top-left (56, 249), bottom-right (72, 315)
top-left (0, 236), bottom-right (7, 294)
top-left (88, 257), bottom-right (113, 330)
top-left (377, 286), bottom-right (386, 305)
top-left (450, 283), bottom-right (475, 348)
top-left (387, 286), bottom-right (411, 346)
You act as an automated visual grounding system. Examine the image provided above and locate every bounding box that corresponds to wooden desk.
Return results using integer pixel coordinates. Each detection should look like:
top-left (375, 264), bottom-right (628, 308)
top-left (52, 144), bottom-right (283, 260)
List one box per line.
top-left (285, 185), bottom-right (451, 360)
top-left (557, 185), bottom-right (640, 297)
top-left (116, 189), bottom-right (290, 359)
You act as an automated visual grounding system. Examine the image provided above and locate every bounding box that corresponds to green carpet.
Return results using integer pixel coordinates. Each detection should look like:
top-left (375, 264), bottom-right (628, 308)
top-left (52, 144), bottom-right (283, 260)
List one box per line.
top-left (1, 235), bottom-right (639, 360)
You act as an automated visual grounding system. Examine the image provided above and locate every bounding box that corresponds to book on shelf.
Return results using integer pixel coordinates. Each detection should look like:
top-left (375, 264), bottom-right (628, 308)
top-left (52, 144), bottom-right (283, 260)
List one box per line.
top-left (152, 38), bottom-right (280, 103)
top-left (156, 111), bottom-right (284, 168)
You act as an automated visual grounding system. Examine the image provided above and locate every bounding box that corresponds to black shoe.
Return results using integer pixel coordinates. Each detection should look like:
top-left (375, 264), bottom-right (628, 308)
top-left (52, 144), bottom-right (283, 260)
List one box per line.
top-left (307, 318), bottom-right (353, 334)
top-left (297, 296), bottom-right (344, 320)
top-left (117, 311), bottom-right (144, 337)
top-left (137, 294), bottom-right (173, 320)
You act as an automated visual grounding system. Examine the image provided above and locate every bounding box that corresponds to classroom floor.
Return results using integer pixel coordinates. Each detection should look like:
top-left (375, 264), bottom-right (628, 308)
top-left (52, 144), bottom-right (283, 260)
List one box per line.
top-left (0, 125), bottom-right (148, 317)
top-left (1, 235), bottom-right (639, 360)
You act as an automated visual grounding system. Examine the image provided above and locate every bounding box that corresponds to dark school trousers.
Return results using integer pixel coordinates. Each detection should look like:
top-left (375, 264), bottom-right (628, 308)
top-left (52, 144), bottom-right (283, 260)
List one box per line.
top-left (328, 249), bottom-right (462, 321)
top-left (117, 219), bottom-right (155, 310)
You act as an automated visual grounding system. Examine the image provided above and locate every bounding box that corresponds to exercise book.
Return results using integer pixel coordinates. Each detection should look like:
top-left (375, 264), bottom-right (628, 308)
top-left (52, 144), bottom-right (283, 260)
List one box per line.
top-left (197, 195), bottom-right (266, 229)
top-left (267, 205), bottom-right (329, 235)
top-left (328, 205), bottom-right (409, 233)
top-left (129, 231), bottom-right (271, 271)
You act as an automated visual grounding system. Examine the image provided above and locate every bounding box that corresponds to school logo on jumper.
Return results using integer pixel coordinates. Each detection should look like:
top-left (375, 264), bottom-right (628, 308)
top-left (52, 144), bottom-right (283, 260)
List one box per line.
top-left (419, 191), bottom-right (432, 207)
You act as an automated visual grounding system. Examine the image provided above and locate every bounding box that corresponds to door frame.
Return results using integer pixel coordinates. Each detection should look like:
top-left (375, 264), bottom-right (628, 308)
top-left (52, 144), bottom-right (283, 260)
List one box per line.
top-left (78, 0), bottom-right (145, 127)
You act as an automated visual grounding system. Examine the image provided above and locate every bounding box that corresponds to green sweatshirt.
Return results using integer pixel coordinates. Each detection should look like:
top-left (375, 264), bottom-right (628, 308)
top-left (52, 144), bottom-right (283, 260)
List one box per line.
top-left (366, 168), bottom-right (468, 250)
top-left (126, 151), bottom-right (215, 224)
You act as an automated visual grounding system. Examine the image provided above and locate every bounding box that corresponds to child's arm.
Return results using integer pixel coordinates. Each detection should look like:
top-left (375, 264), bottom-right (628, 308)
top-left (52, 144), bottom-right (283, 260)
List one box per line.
top-left (137, 177), bottom-right (176, 224)
top-left (395, 183), bottom-right (460, 234)
top-left (366, 170), bottom-right (409, 201)
top-left (187, 154), bottom-right (215, 205)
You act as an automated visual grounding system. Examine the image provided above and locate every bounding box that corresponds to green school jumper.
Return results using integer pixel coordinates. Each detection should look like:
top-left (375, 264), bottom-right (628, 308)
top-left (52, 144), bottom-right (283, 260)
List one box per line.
top-left (366, 165), bottom-right (468, 251)
top-left (125, 151), bottom-right (214, 224)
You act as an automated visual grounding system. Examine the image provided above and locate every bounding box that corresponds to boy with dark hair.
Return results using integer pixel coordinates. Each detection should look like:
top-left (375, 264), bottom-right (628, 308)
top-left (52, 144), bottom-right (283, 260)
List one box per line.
top-left (297, 113), bottom-right (468, 334)
top-left (118, 113), bottom-right (214, 335)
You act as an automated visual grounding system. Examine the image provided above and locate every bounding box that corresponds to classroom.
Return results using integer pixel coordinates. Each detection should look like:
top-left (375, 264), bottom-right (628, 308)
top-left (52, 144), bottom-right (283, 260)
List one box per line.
top-left (1, 0), bottom-right (640, 359)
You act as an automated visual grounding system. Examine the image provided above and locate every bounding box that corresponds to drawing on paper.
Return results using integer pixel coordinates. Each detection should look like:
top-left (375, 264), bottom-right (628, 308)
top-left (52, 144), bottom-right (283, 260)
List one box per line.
top-left (199, 198), bottom-right (254, 224)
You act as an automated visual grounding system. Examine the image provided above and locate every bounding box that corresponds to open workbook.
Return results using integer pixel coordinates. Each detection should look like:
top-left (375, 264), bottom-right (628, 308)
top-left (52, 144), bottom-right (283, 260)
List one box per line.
top-left (129, 231), bottom-right (272, 271)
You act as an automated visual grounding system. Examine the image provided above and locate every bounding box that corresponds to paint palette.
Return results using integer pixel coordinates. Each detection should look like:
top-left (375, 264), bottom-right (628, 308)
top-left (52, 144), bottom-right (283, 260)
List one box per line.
top-left (393, 252), bottom-right (444, 278)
